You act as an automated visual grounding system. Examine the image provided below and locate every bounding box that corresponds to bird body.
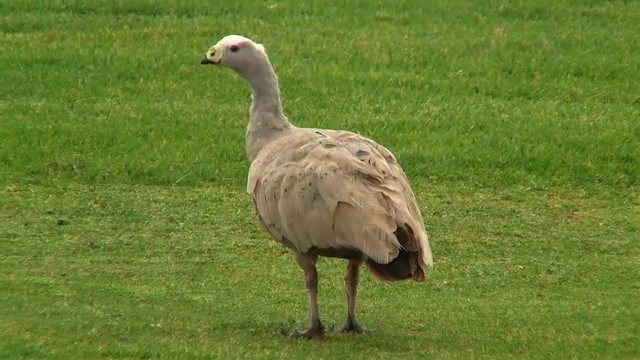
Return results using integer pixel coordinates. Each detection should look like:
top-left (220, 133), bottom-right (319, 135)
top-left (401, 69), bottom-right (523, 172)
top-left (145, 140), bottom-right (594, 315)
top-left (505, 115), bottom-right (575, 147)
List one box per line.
top-left (248, 128), bottom-right (432, 280)
top-left (201, 34), bottom-right (433, 339)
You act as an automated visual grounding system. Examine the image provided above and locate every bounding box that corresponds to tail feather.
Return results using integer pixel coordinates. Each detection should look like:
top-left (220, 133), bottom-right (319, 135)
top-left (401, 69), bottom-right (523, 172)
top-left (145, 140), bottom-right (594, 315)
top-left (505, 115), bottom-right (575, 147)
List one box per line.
top-left (365, 224), bottom-right (426, 282)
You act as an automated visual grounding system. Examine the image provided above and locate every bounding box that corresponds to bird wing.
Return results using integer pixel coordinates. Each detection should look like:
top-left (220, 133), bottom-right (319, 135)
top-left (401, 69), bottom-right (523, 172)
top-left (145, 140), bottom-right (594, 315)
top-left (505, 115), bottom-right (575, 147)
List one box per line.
top-left (247, 129), bottom-right (432, 267)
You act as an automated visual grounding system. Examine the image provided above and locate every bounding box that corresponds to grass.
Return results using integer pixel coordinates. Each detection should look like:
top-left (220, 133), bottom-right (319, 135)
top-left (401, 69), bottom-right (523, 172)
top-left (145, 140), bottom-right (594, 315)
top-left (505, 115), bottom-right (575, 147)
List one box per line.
top-left (1, 0), bottom-right (638, 358)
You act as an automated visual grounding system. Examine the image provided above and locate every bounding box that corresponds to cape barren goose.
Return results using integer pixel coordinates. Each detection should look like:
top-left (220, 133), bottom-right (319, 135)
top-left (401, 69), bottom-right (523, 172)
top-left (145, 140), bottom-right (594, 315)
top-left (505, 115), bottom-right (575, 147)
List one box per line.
top-left (201, 35), bottom-right (433, 339)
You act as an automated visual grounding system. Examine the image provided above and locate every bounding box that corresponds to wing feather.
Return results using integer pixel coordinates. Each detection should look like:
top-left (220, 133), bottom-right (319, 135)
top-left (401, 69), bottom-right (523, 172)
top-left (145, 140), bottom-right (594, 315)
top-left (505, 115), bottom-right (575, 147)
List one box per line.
top-left (247, 129), bottom-right (433, 267)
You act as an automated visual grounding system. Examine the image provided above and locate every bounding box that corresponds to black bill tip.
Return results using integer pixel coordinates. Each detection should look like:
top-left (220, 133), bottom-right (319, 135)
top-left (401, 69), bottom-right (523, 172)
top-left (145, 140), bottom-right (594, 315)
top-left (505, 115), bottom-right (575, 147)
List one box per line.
top-left (200, 57), bottom-right (215, 65)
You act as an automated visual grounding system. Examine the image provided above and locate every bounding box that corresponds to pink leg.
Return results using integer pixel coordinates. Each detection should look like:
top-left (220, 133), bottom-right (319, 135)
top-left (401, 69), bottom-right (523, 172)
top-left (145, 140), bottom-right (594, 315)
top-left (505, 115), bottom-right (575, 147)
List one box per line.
top-left (341, 259), bottom-right (367, 334)
top-left (289, 252), bottom-right (325, 340)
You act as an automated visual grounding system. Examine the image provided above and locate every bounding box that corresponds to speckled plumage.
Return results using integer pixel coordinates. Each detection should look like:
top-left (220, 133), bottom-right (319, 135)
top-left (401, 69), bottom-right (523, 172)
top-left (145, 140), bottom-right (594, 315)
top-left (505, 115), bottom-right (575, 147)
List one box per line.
top-left (248, 128), bottom-right (432, 274)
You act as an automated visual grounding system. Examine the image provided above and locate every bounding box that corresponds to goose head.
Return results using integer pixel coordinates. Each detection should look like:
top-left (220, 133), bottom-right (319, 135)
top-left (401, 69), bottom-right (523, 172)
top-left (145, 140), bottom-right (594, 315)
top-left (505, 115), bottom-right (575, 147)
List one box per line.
top-left (200, 35), bottom-right (268, 72)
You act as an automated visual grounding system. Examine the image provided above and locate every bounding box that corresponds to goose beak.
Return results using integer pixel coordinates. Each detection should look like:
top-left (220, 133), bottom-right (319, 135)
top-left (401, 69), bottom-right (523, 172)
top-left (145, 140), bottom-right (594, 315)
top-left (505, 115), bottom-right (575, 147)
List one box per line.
top-left (201, 44), bottom-right (223, 65)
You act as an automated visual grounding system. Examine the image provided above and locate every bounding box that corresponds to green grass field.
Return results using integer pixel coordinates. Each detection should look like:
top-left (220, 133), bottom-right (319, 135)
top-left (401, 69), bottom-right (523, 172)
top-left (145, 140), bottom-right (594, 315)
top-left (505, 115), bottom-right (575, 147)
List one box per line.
top-left (1, 0), bottom-right (639, 358)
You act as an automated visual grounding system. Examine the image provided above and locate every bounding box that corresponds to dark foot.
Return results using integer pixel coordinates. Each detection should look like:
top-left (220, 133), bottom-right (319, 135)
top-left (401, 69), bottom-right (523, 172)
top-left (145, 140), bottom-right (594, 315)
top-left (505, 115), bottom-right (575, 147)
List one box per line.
top-left (340, 318), bottom-right (368, 334)
top-left (283, 321), bottom-right (325, 340)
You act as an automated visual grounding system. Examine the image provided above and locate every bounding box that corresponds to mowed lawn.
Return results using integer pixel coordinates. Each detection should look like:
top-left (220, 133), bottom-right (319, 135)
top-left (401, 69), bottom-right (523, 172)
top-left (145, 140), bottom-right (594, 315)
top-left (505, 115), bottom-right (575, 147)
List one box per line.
top-left (1, 0), bottom-right (639, 358)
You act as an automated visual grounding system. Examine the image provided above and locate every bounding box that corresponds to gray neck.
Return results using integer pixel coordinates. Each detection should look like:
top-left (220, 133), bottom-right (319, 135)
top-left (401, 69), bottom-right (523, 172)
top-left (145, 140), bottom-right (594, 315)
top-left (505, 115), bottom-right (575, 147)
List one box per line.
top-left (237, 59), bottom-right (293, 162)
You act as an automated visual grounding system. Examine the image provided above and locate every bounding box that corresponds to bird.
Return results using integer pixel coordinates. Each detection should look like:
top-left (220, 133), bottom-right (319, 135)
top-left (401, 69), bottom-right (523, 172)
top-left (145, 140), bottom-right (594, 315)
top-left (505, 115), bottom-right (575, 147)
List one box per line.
top-left (201, 34), bottom-right (433, 340)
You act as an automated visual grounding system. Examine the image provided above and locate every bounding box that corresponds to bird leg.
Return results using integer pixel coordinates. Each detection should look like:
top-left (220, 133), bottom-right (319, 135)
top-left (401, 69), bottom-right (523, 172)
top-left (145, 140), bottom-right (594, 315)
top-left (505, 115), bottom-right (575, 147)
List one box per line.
top-left (289, 253), bottom-right (325, 340)
top-left (340, 259), bottom-right (367, 334)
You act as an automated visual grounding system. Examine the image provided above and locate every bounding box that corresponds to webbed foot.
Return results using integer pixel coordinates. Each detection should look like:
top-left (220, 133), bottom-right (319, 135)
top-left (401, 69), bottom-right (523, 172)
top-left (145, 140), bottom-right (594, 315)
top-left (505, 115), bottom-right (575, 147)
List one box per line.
top-left (339, 318), bottom-right (368, 334)
top-left (282, 320), bottom-right (325, 340)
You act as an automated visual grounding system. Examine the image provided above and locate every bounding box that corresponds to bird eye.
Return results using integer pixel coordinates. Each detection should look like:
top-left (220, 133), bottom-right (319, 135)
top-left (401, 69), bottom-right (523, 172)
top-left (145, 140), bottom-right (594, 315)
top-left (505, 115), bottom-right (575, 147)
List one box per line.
top-left (230, 45), bottom-right (239, 52)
